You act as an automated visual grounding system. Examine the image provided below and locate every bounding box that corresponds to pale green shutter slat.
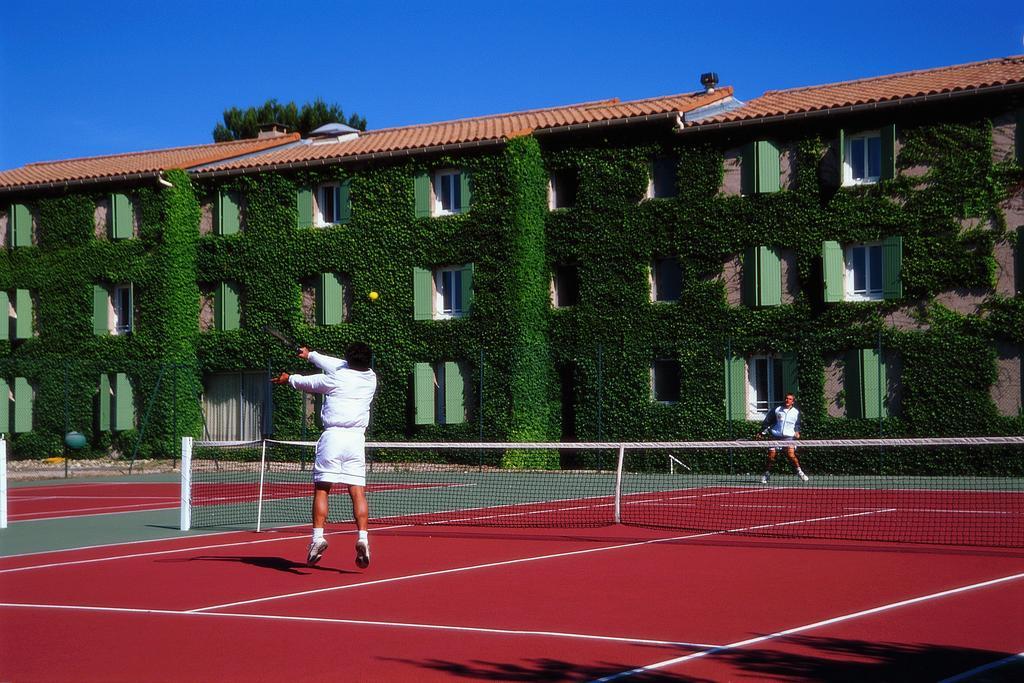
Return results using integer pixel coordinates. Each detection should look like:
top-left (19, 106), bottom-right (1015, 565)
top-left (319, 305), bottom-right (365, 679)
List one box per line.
top-left (460, 264), bottom-right (474, 316)
top-left (459, 171), bottom-right (471, 212)
top-left (740, 143), bottom-right (755, 196)
top-left (413, 267), bottom-right (433, 320)
top-left (297, 188), bottom-right (313, 228)
top-left (318, 272), bottom-right (343, 325)
top-left (755, 141), bottom-right (781, 193)
top-left (414, 172), bottom-right (431, 218)
top-left (13, 377), bottom-right (31, 433)
top-left (444, 361), bottom-right (465, 424)
top-left (758, 247), bottom-right (782, 307)
top-left (126, 283), bottom-right (134, 334)
top-left (781, 352), bottom-right (799, 395)
top-left (0, 378), bottom-right (8, 433)
top-left (93, 285), bottom-right (109, 335)
top-left (724, 355), bottom-right (747, 420)
top-left (413, 363), bottom-right (435, 425)
top-left (114, 372), bottom-right (134, 431)
top-left (846, 350), bottom-right (864, 419)
top-left (217, 191), bottom-right (240, 235)
top-left (861, 348), bottom-right (886, 419)
top-left (0, 291), bottom-right (9, 341)
top-left (222, 282), bottom-right (241, 330)
top-left (98, 374), bottom-right (111, 431)
top-left (880, 124), bottom-right (897, 180)
top-left (741, 247), bottom-right (757, 307)
top-left (838, 129), bottom-right (846, 185)
top-left (14, 289), bottom-right (31, 340)
top-left (12, 204), bottom-right (31, 247)
top-left (338, 180), bottom-right (352, 224)
top-left (822, 241), bottom-right (844, 303)
top-left (112, 193), bottom-right (132, 239)
top-left (882, 235), bottom-right (903, 300)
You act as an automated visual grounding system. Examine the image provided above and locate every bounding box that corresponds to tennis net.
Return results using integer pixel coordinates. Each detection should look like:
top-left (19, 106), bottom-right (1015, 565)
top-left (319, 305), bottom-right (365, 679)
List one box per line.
top-left (180, 436), bottom-right (1024, 547)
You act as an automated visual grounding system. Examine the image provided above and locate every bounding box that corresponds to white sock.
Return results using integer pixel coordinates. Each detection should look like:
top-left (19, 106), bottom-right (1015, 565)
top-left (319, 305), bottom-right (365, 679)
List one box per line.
top-left (312, 528), bottom-right (324, 542)
top-left (358, 530), bottom-right (368, 543)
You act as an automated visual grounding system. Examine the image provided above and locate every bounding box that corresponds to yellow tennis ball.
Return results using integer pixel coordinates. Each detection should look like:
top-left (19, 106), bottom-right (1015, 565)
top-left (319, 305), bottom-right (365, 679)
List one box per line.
top-left (368, 291), bottom-right (379, 301)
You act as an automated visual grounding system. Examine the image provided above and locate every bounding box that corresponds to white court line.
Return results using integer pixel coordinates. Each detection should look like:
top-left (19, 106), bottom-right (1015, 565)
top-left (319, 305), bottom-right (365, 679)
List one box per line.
top-left (0, 602), bottom-right (722, 649)
top-left (190, 508), bottom-right (894, 613)
top-left (939, 650), bottom-right (1024, 682)
top-left (847, 507), bottom-right (1018, 515)
top-left (591, 570), bottom-right (1024, 682)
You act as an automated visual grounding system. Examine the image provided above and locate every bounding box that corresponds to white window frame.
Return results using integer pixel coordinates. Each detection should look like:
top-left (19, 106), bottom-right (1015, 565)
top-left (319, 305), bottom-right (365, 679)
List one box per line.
top-left (434, 267), bottom-right (464, 319)
top-left (651, 359), bottom-right (681, 404)
top-left (432, 169), bottom-right (463, 216)
top-left (845, 242), bottom-right (884, 301)
top-left (111, 284), bottom-right (132, 335)
top-left (315, 182), bottom-right (342, 226)
top-left (747, 355), bottom-right (783, 419)
top-left (843, 131), bottom-right (882, 186)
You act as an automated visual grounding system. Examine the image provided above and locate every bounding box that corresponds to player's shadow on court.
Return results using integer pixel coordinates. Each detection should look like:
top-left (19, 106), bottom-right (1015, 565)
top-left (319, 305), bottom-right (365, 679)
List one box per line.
top-left (159, 555), bottom-right (358, 576)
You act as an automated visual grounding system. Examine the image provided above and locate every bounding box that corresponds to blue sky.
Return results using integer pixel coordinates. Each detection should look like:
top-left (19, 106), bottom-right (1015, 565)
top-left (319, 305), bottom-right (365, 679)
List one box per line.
top-left (1, 0), bottom-right (1021, 171)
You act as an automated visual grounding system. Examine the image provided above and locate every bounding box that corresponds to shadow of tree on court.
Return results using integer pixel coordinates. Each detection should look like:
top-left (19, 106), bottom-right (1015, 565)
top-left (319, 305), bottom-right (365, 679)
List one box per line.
top-left (157, 555), bottom-right (357, 575)
top-left (382, 635), bottom-right (1019, 681)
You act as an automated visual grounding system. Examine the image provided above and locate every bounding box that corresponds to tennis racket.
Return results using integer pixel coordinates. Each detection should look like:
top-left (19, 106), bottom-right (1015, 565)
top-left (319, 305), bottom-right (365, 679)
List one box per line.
top-left (262, 325), bottom-right (302, 353)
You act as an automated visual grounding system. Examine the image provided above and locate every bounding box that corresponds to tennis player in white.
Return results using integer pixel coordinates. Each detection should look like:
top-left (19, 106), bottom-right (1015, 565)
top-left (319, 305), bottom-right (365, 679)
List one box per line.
top-left (757, 392), bottom-right (808, 484)
top-left (272, 342), bottom-right (377, 568)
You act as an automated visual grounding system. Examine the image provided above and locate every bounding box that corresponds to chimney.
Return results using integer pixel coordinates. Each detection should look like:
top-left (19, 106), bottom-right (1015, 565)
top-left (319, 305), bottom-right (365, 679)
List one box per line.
top-left (700, 72), bottom-right (719, 94)
top-left (257, 122), bottom-right (290, 138)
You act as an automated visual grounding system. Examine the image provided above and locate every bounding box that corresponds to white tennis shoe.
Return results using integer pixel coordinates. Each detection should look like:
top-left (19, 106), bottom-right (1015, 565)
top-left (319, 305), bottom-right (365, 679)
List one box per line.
top-left (306, 538), bottom-right (328, 566)
top-left (798, 469), bottom-right (809, 482)
top-left (355, 539), bottom-right (370, 569)
top-left (760, 473), bottom-right (770, 485)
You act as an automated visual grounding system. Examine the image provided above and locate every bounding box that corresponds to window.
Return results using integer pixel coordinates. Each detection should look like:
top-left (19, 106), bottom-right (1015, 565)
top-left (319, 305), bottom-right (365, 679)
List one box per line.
top-left (742, 247), bottom-right (781, 307)
top-left (413, 361), bottom-right (469, 425)
top-left (749, 355), bottom-right (784, 417)
top-left (0, 377), bottom-right (34, 433)
top-left (846, 348), bottom-right (888, 418)
top-left (414, 170), bottom-right (470, 217)
top-left (822, 238), bottom-right (903, 303)
top-left (109, 193), bottom-right (134, 240)
top-left (652, 359), bottom-right (681, 403)
top-left (740, 141), bottom-right (780, 195)
top-left (2, 289), bottom-right (33, 341)
top-left (96, 373), bottom-right (134, 432)
top-left (723, 352), bottom-right (797, 420)
top-left (840, 126), bottom-right (895, 185)
top-left (549, 170), bottom-right (578, 209)
top-left (413, 265), bottom-right (473, 320)
top-left (433, 170), bottom-right (463, 216)
top-left (202, 372), bottom-right (268, 440)
top-left (647, 158), bottom-right (678, 199)
top-left (651, 257), bottom-right (682, 302)
top-left (315, 182), bottom-right (351, 226)
top-left (92, 283), bottom-right (134, 336)
top-left (552, 264), bottom-right (580, 308)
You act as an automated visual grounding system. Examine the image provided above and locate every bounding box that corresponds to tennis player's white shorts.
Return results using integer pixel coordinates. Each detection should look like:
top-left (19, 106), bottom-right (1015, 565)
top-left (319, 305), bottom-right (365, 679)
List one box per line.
top-left (314, 427), bottom-right (366, 486)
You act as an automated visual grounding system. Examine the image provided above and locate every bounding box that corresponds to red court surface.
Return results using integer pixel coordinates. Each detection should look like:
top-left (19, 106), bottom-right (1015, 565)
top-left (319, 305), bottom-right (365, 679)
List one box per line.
top-left (6, 482), bottom-right (180, 521)
top-left (2, 522), bottom-right (1023, 681)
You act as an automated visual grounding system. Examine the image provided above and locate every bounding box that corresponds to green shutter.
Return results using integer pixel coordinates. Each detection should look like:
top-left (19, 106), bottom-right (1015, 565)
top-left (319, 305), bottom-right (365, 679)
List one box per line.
top-left (338, 180), bottom-right (352, 224)
top-left (838, 129), bottom-right (846, 185)
top-left (740, 143), bottom-right (755, 196)
top-left (1017, 227), bottom-right (1023, 295)
top-left (114, 372), bottom-right (134, 431)
top-left (459, 171), bottom-right (471, 213)
top-left (93, 284), bottom-right (109, 335)
top-left (414, 172), bottom-right (431, 218)
top-left (822, 241), bottom-right (844, 303)
top-left (318, 272), bottom-right (343, 326)
top-left (98, 374), bottom-right (111, 431)
top-left (758, 247), bottom-right (782, 307)
top-left (297, 188), bottom-right (313, 228)
top-left (413, 362), bottom-right (435, 425)
top-left (723, 355), bottom-right (747, 420)
top-left (880, 124), bottom-right (896, 180)
top-left (781, 352), bottom-right (799, 395)
top-left (861, 348), bottom-right (887, 419)
top-left (13, 377), bottom-right (31, 433)
top-left (14, 289), bottom-right (31, 340)
top-left (444, 361), bottom-right (466, 424)
top-left (216, 282), bottom-right (241, 331)
top-left (12, 204), bottom-right (31, 247)
top-left (0, 377), bottom-right (8, 433)
top-left (882, 235), bottom-right (903, 300)
top-left (846, 350), bottom-right (864, 419)
top-left (460, 263), bottom-right (474, 316)
top-left (755, 141), bottom-right (781, 193)
top-left (741, 247), bottom-right (758, 307)
top-left (0, 291), bottom-right (9, 341)
top-left (111, 193), bottom-right (133, 239)
top-left (217, 191), bottom-right (240, 235)
top-left (413, 267), bottom-right (433, 320)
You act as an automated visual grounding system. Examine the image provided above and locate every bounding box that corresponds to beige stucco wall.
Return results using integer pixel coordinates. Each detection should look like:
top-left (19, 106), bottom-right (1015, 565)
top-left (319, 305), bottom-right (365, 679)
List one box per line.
top-left (992, 111), bottom-right (1020, 164)
top-left (720, 148), bottom-right (743, 196)
top-left (779, 145), bottom-right (797, 191)
top-left (199, 292), bottom-right (214, 332)
top-left (780, 249), bottom-right (798, 304)
top-left (992, 344), bottom-right (1022, 417)
top-left (199, 201), bottom-right (214, 236)
top-left (301, 281), bottom-right (316, 325)
top-left (0, 209), bottom-right (8, 246)
top-left (93, 195), bottom-right (140, 239)
top-left (824, 354), bottom-right (845, 417)
top-left (994, 237), bottom-right (1018, 297)
top-left (720, 254), bottom-right (742, 306)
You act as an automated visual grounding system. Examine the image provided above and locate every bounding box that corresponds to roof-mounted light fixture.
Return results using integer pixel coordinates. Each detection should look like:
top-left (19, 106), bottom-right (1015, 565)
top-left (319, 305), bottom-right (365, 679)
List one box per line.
top-left (700, 72), bottom-right (719, 94)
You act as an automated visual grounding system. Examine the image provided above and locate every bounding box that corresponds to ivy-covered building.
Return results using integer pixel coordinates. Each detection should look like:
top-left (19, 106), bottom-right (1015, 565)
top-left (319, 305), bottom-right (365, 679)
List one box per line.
top-left (1, 55), bottom-right (1023, 459)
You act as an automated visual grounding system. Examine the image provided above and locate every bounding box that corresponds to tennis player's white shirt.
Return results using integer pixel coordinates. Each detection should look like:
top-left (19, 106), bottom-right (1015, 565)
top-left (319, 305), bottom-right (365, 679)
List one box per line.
top-left (288, 352), bottom-right (378, 486)
top-left (769, 406), bottom-right (801, 438)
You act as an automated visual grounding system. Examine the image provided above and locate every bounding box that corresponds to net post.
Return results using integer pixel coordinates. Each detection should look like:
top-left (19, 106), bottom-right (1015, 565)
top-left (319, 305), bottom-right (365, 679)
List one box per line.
top-left (256, 439), bottom-right (268, 532)
top-left (613, 444), bottom-right (625, 524)
top-left (179, 436), bottom-right (192, 531)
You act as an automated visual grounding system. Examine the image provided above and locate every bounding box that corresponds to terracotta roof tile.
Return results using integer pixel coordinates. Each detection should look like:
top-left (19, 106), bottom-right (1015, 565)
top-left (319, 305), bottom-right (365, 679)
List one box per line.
top-left (0, 135), bottom-right (300, 191)
top-left (694, 55), bottom-right (1024, 125)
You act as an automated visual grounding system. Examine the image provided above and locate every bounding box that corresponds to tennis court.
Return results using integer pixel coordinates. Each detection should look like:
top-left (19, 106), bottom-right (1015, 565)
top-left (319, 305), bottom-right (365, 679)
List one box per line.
top-left (2, 439), bottom-right (1023, 681)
